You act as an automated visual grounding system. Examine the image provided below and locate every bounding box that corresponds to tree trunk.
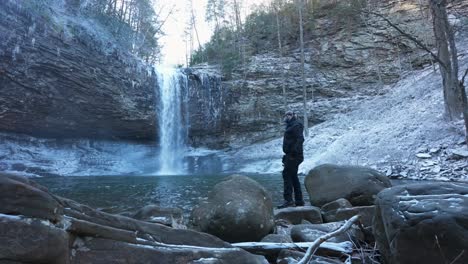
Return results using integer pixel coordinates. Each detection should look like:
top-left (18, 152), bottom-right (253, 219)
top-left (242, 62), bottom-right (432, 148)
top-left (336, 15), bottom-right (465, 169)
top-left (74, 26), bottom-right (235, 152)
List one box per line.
top-left (430, 0), bottom-right (464, 120)
top-left (275, 1), bottom-right (287, 114)
top-left (298, 0), bottom-right (309, 137)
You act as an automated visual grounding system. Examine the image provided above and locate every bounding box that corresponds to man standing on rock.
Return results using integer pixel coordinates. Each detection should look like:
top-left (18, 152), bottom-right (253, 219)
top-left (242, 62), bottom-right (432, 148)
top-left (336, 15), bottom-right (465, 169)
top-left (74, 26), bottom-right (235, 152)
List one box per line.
top-left (278, 111), bottom-right (305, 208)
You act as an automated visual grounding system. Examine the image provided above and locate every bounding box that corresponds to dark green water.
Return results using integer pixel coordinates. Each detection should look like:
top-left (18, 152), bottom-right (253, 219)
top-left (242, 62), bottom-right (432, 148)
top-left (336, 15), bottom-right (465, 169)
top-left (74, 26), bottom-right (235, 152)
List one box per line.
top-left (35, 174), bottom-right (308, 214)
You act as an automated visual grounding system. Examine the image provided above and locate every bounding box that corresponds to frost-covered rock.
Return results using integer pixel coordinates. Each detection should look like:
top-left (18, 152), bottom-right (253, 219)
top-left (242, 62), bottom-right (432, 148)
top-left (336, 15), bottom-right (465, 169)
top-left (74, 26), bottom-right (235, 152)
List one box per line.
top-left (191, 175), bottom-right (274, 242)
top-left (374, 182), bottom-right (468, 264)
top-left (0, 1), bottom-right (158, 141)
top-left (290, 221), bottom-right (363, 243)
top-left (304, 164), bottom-right (391, 207)
top-left (274, 206), bottom-right (323, 225)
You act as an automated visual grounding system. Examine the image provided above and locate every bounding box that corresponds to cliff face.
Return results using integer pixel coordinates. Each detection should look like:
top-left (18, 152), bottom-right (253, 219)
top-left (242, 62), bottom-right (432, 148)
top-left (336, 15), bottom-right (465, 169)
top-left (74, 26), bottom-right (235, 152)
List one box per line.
top-left (0, 0), bottom-right (466, 151)
top-left (188, 0), bottom-right (468, 149)
top-left (0, 1), bottom-right (157, 141)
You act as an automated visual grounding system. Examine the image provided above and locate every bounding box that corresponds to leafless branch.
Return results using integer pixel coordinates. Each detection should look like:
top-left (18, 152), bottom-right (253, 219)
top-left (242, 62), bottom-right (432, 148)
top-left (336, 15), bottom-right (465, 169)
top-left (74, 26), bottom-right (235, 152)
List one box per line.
top-left (363, 10), bottom-right (448, 70)
top-left (461, 68), bottom-right (468, 86)
top-left (449, 250), bottom-right (465, 264)
top-left (297, 215), bottom-right (360, 264)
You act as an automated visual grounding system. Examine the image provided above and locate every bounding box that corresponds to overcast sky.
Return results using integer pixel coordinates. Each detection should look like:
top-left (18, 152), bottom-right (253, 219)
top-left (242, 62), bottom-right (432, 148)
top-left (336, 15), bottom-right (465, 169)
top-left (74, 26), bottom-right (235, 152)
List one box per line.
top-left (157, 0), bottom-right (212, 66)
top-left (157, 0), bottom-right (269, 66)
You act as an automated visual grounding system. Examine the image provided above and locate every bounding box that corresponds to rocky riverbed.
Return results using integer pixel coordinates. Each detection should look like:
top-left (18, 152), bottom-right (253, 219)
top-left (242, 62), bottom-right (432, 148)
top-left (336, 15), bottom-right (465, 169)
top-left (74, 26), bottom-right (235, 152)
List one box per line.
top-left (2, 163), bottom-right (468, 264)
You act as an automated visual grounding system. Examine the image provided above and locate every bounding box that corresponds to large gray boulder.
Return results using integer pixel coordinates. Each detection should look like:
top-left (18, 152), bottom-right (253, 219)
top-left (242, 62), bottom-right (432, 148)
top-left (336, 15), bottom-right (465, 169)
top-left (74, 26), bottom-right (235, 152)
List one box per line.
top-left (191, 175), bottom-right (275, 242)
top-left (374, 182), bottom-right (468, 264)
top-left (305, 164), bottom-right (391, 206)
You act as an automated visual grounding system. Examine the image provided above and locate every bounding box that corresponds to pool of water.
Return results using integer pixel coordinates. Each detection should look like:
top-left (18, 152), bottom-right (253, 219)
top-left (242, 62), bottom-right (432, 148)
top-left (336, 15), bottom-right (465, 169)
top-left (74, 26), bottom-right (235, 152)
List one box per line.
top-left (35, 174), bottom-right (309, 215)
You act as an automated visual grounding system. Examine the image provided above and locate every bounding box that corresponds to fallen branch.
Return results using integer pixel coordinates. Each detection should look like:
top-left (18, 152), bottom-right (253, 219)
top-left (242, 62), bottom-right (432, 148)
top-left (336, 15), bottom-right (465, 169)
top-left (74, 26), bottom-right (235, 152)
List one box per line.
top-left (297, 215), bottom-right (361, 264)
top-left (232, 241), bottom-right (353, 257)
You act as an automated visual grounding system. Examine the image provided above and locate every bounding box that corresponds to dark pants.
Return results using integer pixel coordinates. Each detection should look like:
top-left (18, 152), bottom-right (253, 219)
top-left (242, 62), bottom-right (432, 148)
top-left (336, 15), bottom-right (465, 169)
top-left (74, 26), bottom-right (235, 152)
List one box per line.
top-left (282, 158), bottom-right (303, 203)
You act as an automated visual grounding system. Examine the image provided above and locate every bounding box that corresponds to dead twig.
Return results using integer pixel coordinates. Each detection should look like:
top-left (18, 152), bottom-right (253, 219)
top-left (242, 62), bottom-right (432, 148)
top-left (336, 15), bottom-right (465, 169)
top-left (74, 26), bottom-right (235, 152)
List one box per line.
top-left (461, 68), bottom-right (468, 86)
top-left (297, 215), bottom-right (361, 264)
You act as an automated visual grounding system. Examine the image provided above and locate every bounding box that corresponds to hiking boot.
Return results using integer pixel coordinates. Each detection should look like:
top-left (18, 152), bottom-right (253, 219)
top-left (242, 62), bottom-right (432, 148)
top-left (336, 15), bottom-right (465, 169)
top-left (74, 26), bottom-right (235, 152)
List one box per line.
top-left (295, 201), bottom-right (305, 207)
top-left (277, 201), bottom-right (295, 209)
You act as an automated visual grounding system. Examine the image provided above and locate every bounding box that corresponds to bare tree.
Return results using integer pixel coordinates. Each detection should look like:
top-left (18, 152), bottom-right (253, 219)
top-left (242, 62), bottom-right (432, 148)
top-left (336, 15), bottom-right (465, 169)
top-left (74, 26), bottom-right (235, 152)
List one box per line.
top-left (297, 0), bottom-right (309, 137)
top-left (365, 3), bottom-right (468, 144)
top-left (429, 0), bottom-right (466, 121)
top-left (273, 0), bottom-right (287, 113)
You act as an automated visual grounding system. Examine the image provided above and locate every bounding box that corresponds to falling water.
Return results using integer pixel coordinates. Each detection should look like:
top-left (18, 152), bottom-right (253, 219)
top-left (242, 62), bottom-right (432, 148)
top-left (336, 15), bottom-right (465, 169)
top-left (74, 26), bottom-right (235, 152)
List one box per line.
top-left (155, 67), bottom-right (188, 175)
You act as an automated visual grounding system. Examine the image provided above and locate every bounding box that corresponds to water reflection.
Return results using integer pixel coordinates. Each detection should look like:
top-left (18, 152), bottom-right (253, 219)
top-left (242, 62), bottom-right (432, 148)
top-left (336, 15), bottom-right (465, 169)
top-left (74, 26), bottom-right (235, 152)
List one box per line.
top-left (36, 174), bottom-right (304, 216)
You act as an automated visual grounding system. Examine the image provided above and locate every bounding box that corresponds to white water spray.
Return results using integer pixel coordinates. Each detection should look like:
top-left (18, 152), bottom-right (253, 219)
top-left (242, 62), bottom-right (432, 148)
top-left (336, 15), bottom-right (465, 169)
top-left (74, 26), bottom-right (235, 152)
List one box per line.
top-left (155, 67), bottom-right (188, 175)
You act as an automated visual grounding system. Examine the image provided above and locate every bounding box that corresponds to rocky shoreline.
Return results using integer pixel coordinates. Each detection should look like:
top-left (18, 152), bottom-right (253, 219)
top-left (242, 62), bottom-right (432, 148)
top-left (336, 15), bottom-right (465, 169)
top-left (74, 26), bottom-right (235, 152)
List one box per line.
top-left (1, 164), bottom-right (467, 264)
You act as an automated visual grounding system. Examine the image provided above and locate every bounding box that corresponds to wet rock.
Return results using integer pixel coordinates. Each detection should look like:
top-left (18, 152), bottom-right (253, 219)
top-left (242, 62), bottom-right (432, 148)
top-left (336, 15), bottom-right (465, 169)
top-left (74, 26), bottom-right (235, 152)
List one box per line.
top-left (71, 237), bottom-right (267, 264)
top-left (374, 182), bottom-right (468, 264)
top-left (321, 198), bottom-right (353, 215)
top-left (324, 206), bottom-right (375, 228)
top-left (130, 204), bottom-right (184, 227)
top-left (0, 173), bottom-right (63, 222)
top-left (260, 234), bottom-right (293, 243)
top-left (59, 197), bottom-right (228, 248)
top-left (277, 249), bottom-right (342, 264)
top-left (0, 215), bottom-right (69, 264)
top-left (274, 206), bottom-right (323, 225)
top-left (304, 164), bottom-right (391, 206)
top-left (191, 175), bottom-right (274, 242)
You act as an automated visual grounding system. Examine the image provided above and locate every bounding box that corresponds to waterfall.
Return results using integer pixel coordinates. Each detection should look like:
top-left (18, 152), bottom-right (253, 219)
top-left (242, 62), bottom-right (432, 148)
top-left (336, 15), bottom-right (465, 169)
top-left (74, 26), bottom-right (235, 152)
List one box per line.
top-left (155, 67), bottom-right (188, 175)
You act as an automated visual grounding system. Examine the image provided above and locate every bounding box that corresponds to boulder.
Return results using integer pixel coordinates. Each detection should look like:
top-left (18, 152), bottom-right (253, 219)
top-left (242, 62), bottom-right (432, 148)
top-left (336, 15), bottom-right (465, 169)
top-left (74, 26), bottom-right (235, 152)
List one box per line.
top-left (321, 198), bottom-right (353, 213)
top-left (0, 174), bottom-right (63, 222)
top-left (290, 221), bottom-right (363, 243)
top-left (131, 204), bottom-right (184, 227)
top-left (0, 215), bottom-right (69, 264)
top-left (277, 250), bottom-right (342, 264)
top-left (260, 234), bottom-right (293, 243)
top-left (191, 175), bottom-right (274, 242)
top-left (374, 182), bottom-right (468, 264)
top-left (323, 206), bottom-right (375, 228)
top-left (274, 206), bottom-right (323, 225)
top-left (70, 237), bottom-right (267, 264)
top-left (305, 164), bottom-right (391, 206)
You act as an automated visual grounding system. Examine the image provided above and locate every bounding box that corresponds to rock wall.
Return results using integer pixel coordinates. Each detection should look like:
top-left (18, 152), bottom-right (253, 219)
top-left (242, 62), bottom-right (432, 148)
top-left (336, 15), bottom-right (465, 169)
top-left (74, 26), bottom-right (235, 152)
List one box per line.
top-left (1, 0), bottom-right (466, 151)
top-left (187, 0), bottom-right (467, 149)
top-left (0, 1), bottom-right (157, 141)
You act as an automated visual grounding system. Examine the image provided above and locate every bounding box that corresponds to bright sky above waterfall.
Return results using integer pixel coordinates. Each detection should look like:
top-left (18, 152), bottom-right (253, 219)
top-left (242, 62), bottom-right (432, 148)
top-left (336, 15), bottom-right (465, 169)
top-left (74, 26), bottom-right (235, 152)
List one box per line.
top-left (157, 0), bottom-right (269, 66)
top-left (157, 0), bottom-right (211, 66)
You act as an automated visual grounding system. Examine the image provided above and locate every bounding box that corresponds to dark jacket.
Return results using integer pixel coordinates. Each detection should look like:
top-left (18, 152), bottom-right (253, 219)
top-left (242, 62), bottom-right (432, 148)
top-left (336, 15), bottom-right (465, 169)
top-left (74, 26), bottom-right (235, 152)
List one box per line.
top-left (282, 117), bottom-right (304, 161)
